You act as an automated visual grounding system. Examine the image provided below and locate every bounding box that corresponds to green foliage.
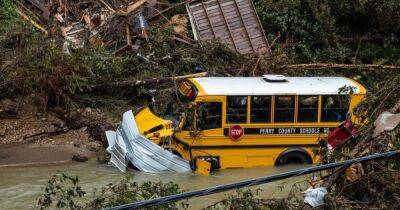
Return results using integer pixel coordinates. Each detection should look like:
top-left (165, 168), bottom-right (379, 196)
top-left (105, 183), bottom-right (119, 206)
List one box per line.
top-left (205, 188), bottom-right (297, 210)
top-left (37, 172), bottom-right (184, 210)
top-left (88, 175), bottom-right (184, 209)
top-left (0, 38), bottom-right (134, 108)
top-left (225, 188), bottom-right (262, 209)
top-left (37, 172), bottom-right (85, 210)
top-left (254, 0), bottom-right (400, 64)
top-left (0, 0), bottom-right (21, 34)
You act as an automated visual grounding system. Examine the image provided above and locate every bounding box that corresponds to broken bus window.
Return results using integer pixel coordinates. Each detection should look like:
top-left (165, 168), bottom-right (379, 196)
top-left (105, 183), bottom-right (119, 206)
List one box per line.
top-left (197, 102), bottom-right (222, 130)
top-left (321, 95), bottom-right (349, 122)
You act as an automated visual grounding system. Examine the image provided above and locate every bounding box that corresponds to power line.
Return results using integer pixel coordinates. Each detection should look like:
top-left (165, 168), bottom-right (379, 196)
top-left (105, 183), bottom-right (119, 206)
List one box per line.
top-left (105, 150), bottom-right (399, 210)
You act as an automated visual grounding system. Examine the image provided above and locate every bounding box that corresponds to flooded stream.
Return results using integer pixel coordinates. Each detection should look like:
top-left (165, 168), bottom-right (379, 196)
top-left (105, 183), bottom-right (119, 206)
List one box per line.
top-left (0, 159), bottom-right (310, 209)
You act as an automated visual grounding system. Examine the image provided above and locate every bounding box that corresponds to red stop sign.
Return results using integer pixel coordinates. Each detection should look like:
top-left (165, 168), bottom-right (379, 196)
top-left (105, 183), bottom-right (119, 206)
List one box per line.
top-left (229, 125), bottom-right (244, 141)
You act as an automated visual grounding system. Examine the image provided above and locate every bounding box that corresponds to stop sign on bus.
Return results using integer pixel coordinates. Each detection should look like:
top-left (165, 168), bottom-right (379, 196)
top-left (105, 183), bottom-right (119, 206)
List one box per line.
top-left (229, 125), bottom-right (244, 141)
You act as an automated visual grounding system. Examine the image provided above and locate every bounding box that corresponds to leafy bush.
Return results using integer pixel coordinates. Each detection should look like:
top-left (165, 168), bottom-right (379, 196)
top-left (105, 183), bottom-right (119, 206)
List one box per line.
top-left (254, 0), bottom-right (400, 64)
top-left (204, 188), bottom-right (298, 210)
top-left (37, 172), bottom-right (184, 210)
top-left (0, 0), bottom-right (21, 34)
top-left (37, 173), bottom-right (86, 209)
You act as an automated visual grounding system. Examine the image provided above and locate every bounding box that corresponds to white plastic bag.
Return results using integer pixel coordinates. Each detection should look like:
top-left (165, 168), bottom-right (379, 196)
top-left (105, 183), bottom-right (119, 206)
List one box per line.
top-left (303, 187), bottom-right (328, 207)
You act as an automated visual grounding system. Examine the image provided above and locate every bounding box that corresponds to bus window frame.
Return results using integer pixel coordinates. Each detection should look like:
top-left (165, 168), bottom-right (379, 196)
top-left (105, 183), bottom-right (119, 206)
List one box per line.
top-left (226, 96), bottom-right (249, 125)
top-left (297, 95), bottom-right (320, 123)
top-left (249, 95), bottom-right (272, 124)
top-left (191, 96), bottom-right (226, 132)
top-left (196, 102), bottom-right (223, 131)
top-left (273, 95), bottom-right (296, 123)
top-left (320, 94), bottom-right (350, 123)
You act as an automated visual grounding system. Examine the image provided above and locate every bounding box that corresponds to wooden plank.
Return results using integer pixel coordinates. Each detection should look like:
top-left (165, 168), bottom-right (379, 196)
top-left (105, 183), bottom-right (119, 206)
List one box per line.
top-left (254, 40), bottom-right (267, 45)
top-left (189, 4), bottom-right (205, 12)
top-left (117, 0), bottom-right (148, 16)
top-left (228, 22), bottom-right (244, 30)
top-left (237, 1), bottom-right (251, 8)
top-left (251, 39), bottom-right (267, 47)
top-left (215, 0), bottom-right (238, 51)
top-left (242, 16), bottom-right (258, 24)
top-left (234, 39), bottom-right (251, 48)
top-left (211, 24), bottom-right (228, 32)
top-left (201, 0), bottom-right (217, 39)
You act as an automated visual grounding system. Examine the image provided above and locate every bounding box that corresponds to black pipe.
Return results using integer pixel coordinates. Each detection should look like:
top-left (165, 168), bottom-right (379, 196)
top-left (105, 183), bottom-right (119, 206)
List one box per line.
top-left (105, 150), bottom-right (399, 210)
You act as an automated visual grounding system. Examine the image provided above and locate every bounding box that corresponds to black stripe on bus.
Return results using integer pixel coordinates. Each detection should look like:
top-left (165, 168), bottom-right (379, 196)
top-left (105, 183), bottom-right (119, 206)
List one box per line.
top-left (189, 144), bottom-right (317, 150)
top-left (223, 127), bottom-right (335, 135)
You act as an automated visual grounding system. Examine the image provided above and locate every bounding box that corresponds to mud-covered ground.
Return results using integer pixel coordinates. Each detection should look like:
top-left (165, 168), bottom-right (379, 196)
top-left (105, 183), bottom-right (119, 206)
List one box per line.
top-left (0, 97), bottom-right (104, 166)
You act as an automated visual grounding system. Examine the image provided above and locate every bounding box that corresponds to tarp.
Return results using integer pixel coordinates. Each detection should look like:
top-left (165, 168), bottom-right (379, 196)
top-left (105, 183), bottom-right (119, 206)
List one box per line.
top-left (106, 110), bottom-right (191, 173)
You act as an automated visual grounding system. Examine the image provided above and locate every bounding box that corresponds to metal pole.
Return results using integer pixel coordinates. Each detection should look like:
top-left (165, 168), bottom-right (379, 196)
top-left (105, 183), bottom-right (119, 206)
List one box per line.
top-left (105, 150), bottom-right (399, 210)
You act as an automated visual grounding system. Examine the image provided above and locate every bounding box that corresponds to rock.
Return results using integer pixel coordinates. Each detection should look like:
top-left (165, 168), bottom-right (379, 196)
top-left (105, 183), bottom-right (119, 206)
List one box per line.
top-left (52, 120), bottom-right (66, 128)
top-left (73, 142), bottom-right (81, 147)
top-left (0, 98), bottom-right (18, 119)
top-left (0, 125), bottom-right (6, 136)
top-left (97, 148), bottom-right (110, 163)
top-left (86, 145), bottom-right (99, 152)
top-left (72, 154), bottom-right (88, 162)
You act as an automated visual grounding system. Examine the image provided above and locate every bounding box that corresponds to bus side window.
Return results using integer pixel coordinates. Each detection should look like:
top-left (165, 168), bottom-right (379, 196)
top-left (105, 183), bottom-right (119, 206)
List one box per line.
top-left (274, 96), bottom-right (295, 123)
top-left (298, 96), bottom-right (318, 122)
top-left (227, 96), bottom-right (247, 123)
top-left (321, 95), bottom-right (349, 122)
top-left (197, 102), bottom-right (222, 130)
top-left (251, 96), bottom-right (271, 123)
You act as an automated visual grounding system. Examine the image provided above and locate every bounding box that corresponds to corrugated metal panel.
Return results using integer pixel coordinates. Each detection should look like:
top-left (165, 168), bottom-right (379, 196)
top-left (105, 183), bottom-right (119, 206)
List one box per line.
top-left (187, 0), bottom-right (269, 55)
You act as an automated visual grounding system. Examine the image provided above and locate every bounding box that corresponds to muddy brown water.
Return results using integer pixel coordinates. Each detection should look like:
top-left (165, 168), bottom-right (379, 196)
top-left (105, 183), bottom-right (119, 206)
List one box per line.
top-left (0, 159), bottom-right (310, 209)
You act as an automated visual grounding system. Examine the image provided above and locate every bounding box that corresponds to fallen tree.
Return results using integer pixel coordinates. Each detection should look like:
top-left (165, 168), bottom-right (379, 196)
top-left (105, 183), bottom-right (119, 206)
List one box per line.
top-left (279, 63), bottom-right (400, 71)
top-left (89, 72), bottom-right (208, 91)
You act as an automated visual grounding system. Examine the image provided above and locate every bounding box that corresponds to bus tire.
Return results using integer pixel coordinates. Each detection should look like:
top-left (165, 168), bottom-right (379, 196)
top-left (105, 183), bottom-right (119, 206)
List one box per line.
top-left (275, 149), bottom-right (312, 166)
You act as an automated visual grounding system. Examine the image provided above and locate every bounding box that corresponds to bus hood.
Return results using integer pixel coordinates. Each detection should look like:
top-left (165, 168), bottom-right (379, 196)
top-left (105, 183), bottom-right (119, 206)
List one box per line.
top-left (134, 107), bottom-right (174, 141)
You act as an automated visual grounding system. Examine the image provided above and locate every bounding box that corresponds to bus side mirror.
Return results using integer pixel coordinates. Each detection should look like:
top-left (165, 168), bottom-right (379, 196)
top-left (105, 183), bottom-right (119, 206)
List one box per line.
top-left (177, 113), bottom-right (185, 131)
top-left (187, 102), bottom-right (196, 108)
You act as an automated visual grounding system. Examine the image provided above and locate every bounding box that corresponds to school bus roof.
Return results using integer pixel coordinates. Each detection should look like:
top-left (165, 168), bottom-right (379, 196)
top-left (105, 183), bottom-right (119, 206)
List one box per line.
top-left (189, 76), bottom-right (366, 96)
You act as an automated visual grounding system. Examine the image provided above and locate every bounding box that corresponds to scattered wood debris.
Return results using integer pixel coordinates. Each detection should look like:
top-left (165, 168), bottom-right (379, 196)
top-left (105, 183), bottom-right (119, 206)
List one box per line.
top-left (14, 0), bottom-right (270, 56)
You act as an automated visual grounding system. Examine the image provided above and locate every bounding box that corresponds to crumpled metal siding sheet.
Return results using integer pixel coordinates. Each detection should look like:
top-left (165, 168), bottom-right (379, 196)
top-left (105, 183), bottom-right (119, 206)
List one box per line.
top-left (106, 110), bottom-right (191, 173)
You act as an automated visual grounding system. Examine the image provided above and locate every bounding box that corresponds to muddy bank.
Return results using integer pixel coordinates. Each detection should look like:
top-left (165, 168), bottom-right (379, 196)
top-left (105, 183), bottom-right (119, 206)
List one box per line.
top-left (0, 97), bottom-right (108, 166)
top-left (0, 143), bottom-right (96, 167)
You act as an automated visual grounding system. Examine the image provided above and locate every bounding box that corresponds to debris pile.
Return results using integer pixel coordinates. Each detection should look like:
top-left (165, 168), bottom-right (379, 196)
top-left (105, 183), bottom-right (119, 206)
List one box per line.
top-left (311, 75), bottom-right (400, 209)
top-left (16, 0), bottom-right (187, 54)
top-left (15, 0), bottom-right (270, 56)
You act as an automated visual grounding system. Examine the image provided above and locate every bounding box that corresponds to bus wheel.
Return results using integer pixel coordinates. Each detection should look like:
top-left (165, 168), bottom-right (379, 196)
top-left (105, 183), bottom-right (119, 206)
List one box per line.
top-left (275, 151), bottom-right (311, 166)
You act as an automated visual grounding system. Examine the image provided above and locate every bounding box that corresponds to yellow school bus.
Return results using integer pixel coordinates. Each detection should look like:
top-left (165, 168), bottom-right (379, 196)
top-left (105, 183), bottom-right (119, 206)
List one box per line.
top-left (138, 75), bottom-right (366, 170)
